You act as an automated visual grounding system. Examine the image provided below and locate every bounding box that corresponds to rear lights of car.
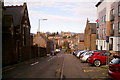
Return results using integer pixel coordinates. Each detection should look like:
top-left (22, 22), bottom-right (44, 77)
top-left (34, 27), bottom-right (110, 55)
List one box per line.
top-left (109, 65), bottom-right (116, 72)
top-left (109, 65), bottom-right (120, 72)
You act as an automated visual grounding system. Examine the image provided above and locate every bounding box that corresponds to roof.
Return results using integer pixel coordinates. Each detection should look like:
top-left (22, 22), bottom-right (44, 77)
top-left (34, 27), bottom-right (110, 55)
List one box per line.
top-left (36, 32), bottom-right (49, 41)
top-left (40, 34), bottom-right (49, 41)
top-left (4, 3), bottom-right (27, 27)
top-left (95, 0), bottom-right (104, 7)
top-left (85, 19), bottom-right (96, 34)
top-left (3, 15), bottom-right (13, 27)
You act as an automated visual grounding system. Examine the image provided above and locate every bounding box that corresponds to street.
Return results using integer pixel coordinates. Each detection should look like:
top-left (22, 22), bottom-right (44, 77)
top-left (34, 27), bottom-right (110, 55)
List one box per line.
top-left (2, 50), bottom-right (110, 79)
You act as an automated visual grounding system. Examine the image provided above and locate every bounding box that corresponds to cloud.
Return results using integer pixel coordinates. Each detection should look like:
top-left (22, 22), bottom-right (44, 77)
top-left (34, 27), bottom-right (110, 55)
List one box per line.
top-left (29, 10), bottom-right (82, 23)
top-left (4, 0), bottom-right (98, 33)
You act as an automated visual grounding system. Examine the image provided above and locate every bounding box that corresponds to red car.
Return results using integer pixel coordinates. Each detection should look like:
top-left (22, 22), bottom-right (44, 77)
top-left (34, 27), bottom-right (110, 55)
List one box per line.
top-left (88, 50), bottom-right (111, 67)
top-left (108, 55), bottom-right (120, 79)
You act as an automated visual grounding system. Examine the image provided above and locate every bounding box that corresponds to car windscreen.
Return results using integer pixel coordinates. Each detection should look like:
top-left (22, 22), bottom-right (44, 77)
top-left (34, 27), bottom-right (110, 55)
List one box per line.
top-left (94, 50), bottom-right (106, 53)
top-left (75, 50), bottom-right (81, 53)
top-left (110, 58), bottom-right (120, 64)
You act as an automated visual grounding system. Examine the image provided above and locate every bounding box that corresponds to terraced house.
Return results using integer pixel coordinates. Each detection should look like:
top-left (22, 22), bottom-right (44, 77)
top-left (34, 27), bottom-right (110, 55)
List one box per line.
top-left (96, 0), bottom-right (120, 54)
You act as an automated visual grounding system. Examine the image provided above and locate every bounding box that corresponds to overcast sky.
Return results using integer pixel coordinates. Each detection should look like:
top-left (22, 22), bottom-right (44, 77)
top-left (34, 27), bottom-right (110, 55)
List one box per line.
top-left (4, 0), bottom-right (99, 33)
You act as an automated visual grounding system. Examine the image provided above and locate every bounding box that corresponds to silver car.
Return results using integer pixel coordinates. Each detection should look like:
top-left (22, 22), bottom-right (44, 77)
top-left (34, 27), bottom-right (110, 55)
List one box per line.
top-left (76, 50), bottom-right (87, 58)
top-left (80, 51), bottom-right (93, 62)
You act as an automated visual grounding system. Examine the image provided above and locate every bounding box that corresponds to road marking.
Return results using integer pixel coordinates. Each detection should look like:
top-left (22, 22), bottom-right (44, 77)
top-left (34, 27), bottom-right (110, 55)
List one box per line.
top-left (3, 67), bottom-right (15, 72)
top-left (83, 69), bottom-right (107, 72)
top-left (60, 57), bottom-right (64, 80)
top-left (56, 68), bottom-right (61, 72)
top-left (83, 69), bottom-right (93, 72)
top-left (47, 57), bottom-right (55, 61)
top-left (31, 61), bottom-right (39, 66)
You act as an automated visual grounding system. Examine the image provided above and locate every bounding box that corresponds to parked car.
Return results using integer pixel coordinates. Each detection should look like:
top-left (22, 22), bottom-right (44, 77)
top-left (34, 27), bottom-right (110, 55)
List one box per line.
top-left (73, 50), bottom-right (81, 56)
top-left (93, 50), bottom-right (106, 53)
top-left (108, 55), bottom-right (120, 79)
top-left (80, 51), bottom-right (93, 62)
top-left (76, 50), bottom-right (87, 58)
top-left (55, 49), bottom-right (60, 53)
top-left (88, 50), bottom-right (111, 67)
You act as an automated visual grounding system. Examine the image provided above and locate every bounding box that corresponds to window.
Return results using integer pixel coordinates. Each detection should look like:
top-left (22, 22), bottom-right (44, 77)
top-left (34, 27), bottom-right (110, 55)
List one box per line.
top-left (118, 5), bottom-right (120, 16)
top-left (111, 9), bottom-right (114, 15)
top-left (104, 15), bottom-right (106, 22)
top-left (103, 28), bottom-right (106, 35)
top-left (102, 15), bottom-right (106, 22)
top-left (112, 24), bottom-right (114, 30)
top-left (102, 16), bottom-right (104, 22)
top-left (110, 24), bottom-right (114, 35)
top-left (119, 22), bottom-right (120, 33)
top-left (24, 27), bottom-right (26, 45)
top-left (98, 53), bottom-right (105, 56)
top-left (110, 9), bottom-right (114, 21)
top-left (104, 53), bottom-right (111, 56)
top-left (104, 28), bottom-right (106, 35)
top-left (110, 58), bottom-right (120, 64)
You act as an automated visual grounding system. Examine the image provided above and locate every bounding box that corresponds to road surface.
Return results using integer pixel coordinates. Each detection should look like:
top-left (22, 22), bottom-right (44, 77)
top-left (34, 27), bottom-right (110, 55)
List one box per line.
top-left (2, 50), bottom-right (110, 79)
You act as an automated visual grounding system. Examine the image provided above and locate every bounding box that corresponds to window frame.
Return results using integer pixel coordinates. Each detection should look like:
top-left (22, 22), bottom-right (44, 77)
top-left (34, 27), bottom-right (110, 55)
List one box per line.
top-left (118, 22), bottom-right (120, 33)
top-left (98, 53), bottom-right (105, 56)
top-left (111, 23), bottom-right (115, 30)
top-left (111, 9), bottom-right (114, 15)
top-left (118, 5), bottom-right (120, 16)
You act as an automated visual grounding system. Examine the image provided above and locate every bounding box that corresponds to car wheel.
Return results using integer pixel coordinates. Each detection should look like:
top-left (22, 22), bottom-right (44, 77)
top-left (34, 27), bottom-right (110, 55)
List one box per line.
top-left (94, 60), bottom-right (101, 67)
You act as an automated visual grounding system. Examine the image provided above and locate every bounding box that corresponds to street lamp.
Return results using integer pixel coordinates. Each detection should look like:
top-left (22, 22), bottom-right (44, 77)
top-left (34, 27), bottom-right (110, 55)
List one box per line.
top-left (37, 19), bottom-right (47, 32)
top-left (37, 19), bottom-right (47, 57)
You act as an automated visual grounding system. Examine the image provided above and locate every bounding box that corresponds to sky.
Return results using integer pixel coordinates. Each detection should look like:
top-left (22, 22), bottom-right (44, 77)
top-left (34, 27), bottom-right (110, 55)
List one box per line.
top-left (4, 0), bottom-right (100, 33)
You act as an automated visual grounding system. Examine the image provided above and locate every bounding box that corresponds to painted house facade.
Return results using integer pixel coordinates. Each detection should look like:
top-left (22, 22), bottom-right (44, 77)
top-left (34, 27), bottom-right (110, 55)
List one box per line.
top-left (96, 0), bottom-right (120, 54)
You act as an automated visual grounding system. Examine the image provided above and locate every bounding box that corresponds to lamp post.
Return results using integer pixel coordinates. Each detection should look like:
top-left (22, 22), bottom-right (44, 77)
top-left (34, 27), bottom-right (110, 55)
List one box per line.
top-left (37, 19), bottom-right (47, 57)
top-left (38, 19), bottom-right (47, 32)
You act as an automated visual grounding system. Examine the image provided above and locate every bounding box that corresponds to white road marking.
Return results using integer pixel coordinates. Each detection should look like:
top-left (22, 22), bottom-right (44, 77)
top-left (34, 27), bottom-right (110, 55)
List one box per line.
top-left (47, 56), bottom-right (55, 61)
top-left (31, 61), bottom-right (39, 66)
top-left (60, 57), bottom-right (64, 80)
top-left (3, 67), bottom-right (16, 72)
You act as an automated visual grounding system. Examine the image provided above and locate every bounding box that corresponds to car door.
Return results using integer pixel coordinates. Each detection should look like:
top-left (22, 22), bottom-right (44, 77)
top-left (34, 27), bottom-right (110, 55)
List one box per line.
top-left (97, 53), bottom-right (106, 64)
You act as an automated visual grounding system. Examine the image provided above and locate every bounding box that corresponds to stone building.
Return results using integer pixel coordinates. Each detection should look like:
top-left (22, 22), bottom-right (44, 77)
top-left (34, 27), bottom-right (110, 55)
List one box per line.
top-left (78, 33), bottom-right (84, 50)
top-left (84, 19), bottom-right (96, 51)
top-left (33, 32), bottom-right (55, 55)
top-left (2, 3), bottom-right (31, 66)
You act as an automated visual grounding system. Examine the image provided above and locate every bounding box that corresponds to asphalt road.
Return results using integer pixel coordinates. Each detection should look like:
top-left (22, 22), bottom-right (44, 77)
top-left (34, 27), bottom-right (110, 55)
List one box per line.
top-left (2, 50), bottom-right (110, 80)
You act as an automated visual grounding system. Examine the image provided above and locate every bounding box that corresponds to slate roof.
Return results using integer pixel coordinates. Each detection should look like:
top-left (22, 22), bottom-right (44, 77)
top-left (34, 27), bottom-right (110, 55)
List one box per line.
top-left (39, 34), bottom-right (49, 42)
top-left (4, 6), bottom-right (24, 27)
top-left (4, 3), bottom-right (28, 27)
